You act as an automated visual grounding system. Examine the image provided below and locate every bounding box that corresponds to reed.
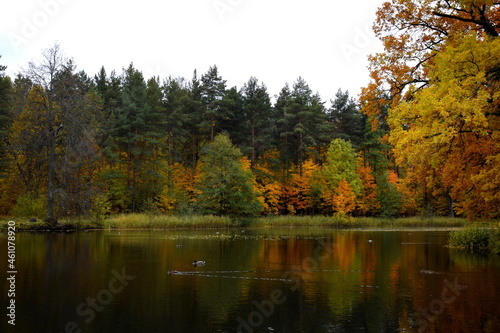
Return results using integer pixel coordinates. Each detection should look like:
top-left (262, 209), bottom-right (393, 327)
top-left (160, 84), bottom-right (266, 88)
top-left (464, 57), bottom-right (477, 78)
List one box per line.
top-left (253, 214), bottom-right (356, 228)
top-left (0, 214), bottom-right (471, 231)
top-left (255, 215), bottom-right (467, 229)
top-left (105, 214), bottom-right (235, 229)
top-left (448, 227), bottom-right (491, 252)
top-left (487, 229), bottom-right (500, 255)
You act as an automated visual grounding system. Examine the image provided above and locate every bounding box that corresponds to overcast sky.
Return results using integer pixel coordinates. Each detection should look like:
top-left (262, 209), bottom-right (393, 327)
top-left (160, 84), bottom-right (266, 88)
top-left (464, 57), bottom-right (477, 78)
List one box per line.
top-left (1, 0), bottom-right (386, 103)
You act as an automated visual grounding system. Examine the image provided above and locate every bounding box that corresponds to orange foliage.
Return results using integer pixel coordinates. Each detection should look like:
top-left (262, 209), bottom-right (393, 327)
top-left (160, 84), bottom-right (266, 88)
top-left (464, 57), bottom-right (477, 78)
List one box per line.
top-left (323, 179), bottom-right (356, 215)
top-left (253, 150), bottom-right (283, 214)
top-left (362, 0), bottom-right (499, 122)
top-left (289, 159), bottom-right (318, 214)
top-left (356, 160), bottom-right (379, 215)
top-left (441, 135), bottom-right (500, 219)
top-left (362, 1), bottom-right (500, 219)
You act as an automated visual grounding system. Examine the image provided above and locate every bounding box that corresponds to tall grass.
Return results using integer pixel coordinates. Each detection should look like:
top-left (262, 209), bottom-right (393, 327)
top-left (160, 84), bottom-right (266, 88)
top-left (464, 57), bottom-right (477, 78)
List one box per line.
top-left (105, 214), bottom-right (236, 229)
top-left (487, 229), bottom-right (500, 255)
top-left (254, 214), bottom-right (357, 228)
top-left (1, 214), bottom-right (470, 231)
top-left (448, 227), bottom-right (491, 252)
top-left (356, 216), bottom-right (467, 228)
top-left (256, 215), bottom-right (467, 229)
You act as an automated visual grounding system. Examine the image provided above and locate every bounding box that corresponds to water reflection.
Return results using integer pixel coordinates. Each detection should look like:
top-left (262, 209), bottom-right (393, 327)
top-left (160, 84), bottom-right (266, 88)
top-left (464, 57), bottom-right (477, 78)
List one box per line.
top-left (1, 229), bottom-right (500, 332)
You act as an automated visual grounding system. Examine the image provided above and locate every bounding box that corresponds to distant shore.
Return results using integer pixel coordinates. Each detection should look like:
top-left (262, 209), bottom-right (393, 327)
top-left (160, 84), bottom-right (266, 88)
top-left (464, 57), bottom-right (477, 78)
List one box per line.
top-left (0, 214), bottom-right (481, 231)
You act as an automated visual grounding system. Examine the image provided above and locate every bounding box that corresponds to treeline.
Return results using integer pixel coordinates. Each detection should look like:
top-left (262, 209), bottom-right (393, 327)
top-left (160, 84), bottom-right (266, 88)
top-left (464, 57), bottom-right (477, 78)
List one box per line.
top-left (0, 45), bottom-right (449, 220)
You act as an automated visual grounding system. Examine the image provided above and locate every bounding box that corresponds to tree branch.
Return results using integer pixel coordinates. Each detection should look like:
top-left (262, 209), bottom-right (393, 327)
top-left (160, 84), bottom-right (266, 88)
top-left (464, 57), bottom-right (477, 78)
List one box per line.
top-left (432, 11), bottom-right (499, 37)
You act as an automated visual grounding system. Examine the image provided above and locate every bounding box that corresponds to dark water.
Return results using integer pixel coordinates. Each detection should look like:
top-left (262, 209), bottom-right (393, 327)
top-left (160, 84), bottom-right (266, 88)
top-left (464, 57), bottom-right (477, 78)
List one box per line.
top-left (1, 228), bottom-right (500, 333)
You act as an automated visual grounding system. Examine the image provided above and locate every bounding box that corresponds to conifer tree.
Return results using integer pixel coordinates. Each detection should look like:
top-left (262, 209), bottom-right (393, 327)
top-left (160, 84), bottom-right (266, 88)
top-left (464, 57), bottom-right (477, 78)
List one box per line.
top-left (276, 78), bottom-right (328, 175)
top-left (328, 89), bottom-right (365, 148)
top-left (200, 65), bottom-right (226, 141)
top-left (162, 77), bottom-right (191, 165)
top-left (240, 77), bottom-right (274, 165)
top-left (114, 64), bottom-right (164, 212)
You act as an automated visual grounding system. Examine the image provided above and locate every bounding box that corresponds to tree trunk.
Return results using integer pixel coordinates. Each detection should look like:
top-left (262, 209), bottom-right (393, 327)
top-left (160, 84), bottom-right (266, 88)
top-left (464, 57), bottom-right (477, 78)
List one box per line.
top-left (46, 123), bottom-right (63, 223)
top-left (298, 117), bottom-right (303, 177)
top-left (210, 113), bottom-right (215, 142)
top-left (448, 193), bottom-right (455, 218)
top-left (47, 130), bottom-right (56, 222)
top-left (251, 124), bottom-right (256, 166)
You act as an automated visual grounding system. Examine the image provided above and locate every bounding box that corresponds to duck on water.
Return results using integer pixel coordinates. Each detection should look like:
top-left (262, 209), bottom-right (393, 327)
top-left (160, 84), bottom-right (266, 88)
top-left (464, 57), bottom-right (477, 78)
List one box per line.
top-left (168, 260), bottom-right (206, 275)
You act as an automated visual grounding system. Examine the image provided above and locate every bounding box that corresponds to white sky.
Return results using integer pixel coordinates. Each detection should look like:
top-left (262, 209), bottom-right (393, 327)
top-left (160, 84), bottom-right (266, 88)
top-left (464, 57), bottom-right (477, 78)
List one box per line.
top-left (1, 0), bottom-right (385, 103)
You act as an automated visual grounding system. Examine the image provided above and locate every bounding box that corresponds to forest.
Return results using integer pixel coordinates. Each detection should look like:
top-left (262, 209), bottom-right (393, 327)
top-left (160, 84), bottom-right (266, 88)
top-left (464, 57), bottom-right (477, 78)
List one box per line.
top-left (0, 0), bottom-right (499, 221)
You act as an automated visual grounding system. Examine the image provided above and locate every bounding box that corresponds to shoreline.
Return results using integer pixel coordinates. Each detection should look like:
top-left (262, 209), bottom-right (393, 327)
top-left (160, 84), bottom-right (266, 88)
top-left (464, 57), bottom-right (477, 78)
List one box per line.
top-left (0, 214), bottom-right (485, 232)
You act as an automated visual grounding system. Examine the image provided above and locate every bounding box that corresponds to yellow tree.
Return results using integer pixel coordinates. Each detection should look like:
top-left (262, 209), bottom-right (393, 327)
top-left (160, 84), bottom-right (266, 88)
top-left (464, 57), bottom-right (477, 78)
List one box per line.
top-left (362, 0), bottom-right (499, 219)
top-left (389, 34), bottom-right (500, 218)
top-left (252, 150), bottom-right (283, 215)
top-left (362, 0), bottom-right (499, 124)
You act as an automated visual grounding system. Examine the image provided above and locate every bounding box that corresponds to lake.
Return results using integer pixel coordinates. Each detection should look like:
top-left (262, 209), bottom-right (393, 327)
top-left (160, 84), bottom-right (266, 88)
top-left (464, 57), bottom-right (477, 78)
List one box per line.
top-left (1, 228), bottom-right (500, 332)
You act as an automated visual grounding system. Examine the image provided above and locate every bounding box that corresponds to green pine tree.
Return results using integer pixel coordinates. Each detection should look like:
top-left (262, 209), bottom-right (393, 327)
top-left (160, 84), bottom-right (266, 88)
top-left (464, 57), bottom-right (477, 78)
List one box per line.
top-left (162, 77), bottom-right (191, 165)
top-left (328, 89), bottom-right (366, 148)
top-left (200, 65), bottom-right (227, 141)
top-left (240, 77), bottom-right (274, 165)
top-left (275, 78), bottom-right (328, 175)
top-left (114, 64), bottom-right (164, 212)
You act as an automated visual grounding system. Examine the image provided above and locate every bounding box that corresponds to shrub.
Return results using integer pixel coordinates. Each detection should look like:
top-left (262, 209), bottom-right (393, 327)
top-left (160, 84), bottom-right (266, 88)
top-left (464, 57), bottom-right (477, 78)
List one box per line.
top-left (448, 227), bottom-right (490, 252)
top-left (12, 192), bottom-right (47, 219)
top-left (90, 193), bottom-right (111, 226)
top-left (489, 230), bottom-right (500, 255)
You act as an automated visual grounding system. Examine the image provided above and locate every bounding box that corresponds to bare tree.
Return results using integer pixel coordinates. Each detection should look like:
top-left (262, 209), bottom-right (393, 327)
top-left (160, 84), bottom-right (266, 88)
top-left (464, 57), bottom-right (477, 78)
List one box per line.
top-left (18, 44), bottom-right (99, 222)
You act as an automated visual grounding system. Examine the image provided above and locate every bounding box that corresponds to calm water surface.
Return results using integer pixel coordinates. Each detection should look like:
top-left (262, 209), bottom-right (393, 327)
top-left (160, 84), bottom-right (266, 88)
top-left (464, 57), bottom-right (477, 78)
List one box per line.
top-left (1, 228), bottom-right (500, 332)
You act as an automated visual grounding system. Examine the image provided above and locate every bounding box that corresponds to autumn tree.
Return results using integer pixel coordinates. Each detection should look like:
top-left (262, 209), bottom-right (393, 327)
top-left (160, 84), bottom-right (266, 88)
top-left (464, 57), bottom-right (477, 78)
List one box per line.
top-left (195, 134), bottom-right (262, 216)
top-left (331, 179), bottom-right (357, 215)
top-left (11, 45), bottom-right (100, 220)
top-left (323, 139), bottom-right (362, 194)
top-left (320, 139), bottom-right (362, 214)
top-left (362, 0), bottom-right (499, 219)
top-left (356, 160), bottom-right (379, 216)
top-left (290, 159), bottom-right (321, 215)
top-left (252, 150), bottom-right (283, 215)
top-left (389, 34), bottom-right (500, 218)
top-left (362, 0), bottom-right (500, 120)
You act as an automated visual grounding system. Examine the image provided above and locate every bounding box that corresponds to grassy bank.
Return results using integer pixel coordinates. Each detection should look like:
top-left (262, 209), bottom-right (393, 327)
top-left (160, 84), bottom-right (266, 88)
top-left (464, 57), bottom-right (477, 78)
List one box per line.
top-left (256, 215), bottom-right (469, 229)
top-left (0, 214), bottom-right (473, 231)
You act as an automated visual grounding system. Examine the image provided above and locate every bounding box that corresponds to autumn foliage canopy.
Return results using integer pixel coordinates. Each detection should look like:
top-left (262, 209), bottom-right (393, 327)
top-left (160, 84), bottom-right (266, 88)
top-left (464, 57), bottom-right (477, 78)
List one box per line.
top-left (361, 0), bottom-right (500, 219)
